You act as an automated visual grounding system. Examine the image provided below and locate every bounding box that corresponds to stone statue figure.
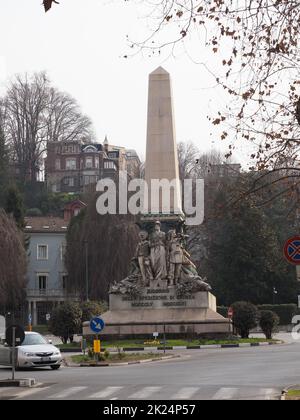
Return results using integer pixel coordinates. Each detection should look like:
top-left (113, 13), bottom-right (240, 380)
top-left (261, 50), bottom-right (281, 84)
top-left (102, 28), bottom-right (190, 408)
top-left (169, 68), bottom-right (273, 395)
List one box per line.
top-left (110, 220), bottom-right (211, 296)
top-left (149, 221), bottom-right (167, 285)
top-left (135, 231), bottom-right (153, 286)
top-left (167, 229), bottom-right (183, 286)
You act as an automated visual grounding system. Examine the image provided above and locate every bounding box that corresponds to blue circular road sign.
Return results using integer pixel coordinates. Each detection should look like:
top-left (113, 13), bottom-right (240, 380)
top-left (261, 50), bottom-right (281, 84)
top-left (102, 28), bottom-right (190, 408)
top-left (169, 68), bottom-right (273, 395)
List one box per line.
top-left (90, 317), bottom-right (105, 333)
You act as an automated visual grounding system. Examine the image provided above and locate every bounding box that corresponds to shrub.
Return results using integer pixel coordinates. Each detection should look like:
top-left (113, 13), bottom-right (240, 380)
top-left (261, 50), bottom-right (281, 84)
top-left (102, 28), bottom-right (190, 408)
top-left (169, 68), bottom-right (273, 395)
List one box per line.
top-left (217, 306), bottom-right (229, 318)
top-left (49, 301), bottom-right (82, 343)
top-left (26, 208), bottom-right (42, 217)
top-left (258, 304), bottom-right (297, 325)
top-left (259, 310), bottom-right (279, 339)
top-left (232, 301), bottom-right (258, 338)
top-left (104, 349), bottom-right (110, 359)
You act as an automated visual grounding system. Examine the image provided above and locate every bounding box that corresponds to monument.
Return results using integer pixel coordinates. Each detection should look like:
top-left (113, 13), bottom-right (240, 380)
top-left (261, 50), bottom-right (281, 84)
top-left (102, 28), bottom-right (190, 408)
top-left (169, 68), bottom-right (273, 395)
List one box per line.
top-left (83, 67), bottom-right (231, 338)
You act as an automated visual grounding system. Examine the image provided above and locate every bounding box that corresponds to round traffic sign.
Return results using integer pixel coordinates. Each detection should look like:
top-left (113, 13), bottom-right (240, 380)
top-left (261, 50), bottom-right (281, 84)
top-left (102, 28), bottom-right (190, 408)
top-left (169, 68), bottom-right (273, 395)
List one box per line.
top-left (5, 325), bottom-right (25, 347)
top-left (284, 236), bottom-right (300, 265)
top-left (90, 317), bottom-right (105, 334)
top-left (227, 307), bottom-right (234, 318)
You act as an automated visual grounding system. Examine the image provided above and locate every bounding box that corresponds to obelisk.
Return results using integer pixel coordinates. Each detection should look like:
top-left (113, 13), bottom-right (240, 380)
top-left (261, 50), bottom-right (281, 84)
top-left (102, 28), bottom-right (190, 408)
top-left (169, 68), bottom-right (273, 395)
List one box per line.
top-left (144, 67), bottom-right (182, 216)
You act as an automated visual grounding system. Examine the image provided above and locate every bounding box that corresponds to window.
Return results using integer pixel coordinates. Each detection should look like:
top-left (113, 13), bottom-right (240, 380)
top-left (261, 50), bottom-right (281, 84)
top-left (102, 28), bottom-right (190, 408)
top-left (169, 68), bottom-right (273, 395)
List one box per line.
top-left (66, 158), bottom-right (77, 170)
top-left (85, 157), bottom-right (93, 168)
top-left (61, 243), bottom-right (66, 261)
top-left (95, 157), bottom-right (99, 168)
top-left (55, 159), bottom-right (61, 170)
top-left (63, 144), bottom-right (75, 154)
top-left (104, 161), bottom-right (116, 170)
top-left (37, 245), bottom-right (48, 260)
top-left (62, 275), bottom-right (68, 290)
top-left (38, 275), bottom-right (47, 291)
top-left (63, 177), bottom-right (75, 187)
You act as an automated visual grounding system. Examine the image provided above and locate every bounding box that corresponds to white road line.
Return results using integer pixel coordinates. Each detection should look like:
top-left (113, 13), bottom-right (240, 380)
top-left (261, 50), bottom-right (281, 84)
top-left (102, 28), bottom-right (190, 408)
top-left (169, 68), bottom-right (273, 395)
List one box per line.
top-left (14, 385), bottom-right (52, 400)
top-left (49, 386), bottom-right (87, 399)
top-left (262, 388), bottom-right (278, 400)
top-left (171, 387), bottom-right (200, 399)
top-left (88, 386), bottom-right (123, 399)
top-left (212, 387), bottom-right (238, 400)
top-left (128, 386), bottom-right (162, 399)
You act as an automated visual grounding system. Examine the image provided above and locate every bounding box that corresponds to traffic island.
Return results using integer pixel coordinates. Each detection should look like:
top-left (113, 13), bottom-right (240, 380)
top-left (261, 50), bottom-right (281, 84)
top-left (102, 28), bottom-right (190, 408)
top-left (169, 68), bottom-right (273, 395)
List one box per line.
top-left (0, 378), bottom-right (36, 387)
top-left (281, 386), bottom-right (300, 400)
top-left (65, 353), bottom-right (178, 367)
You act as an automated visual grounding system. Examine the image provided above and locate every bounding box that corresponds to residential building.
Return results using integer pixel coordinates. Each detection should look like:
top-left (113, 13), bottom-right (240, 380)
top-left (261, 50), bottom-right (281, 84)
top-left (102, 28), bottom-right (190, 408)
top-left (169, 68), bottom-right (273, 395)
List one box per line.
top-left (25, 200), bottom-right (86, 325)
top-left (45, 137), bottom-right (141, 193)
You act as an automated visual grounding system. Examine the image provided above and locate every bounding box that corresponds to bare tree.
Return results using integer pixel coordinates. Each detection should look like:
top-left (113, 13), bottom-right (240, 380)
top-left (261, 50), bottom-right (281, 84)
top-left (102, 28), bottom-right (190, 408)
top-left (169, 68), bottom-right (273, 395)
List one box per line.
top-left (1, 72), bottom-right (93, 183)
top-left (0, 210), bottom-right (27, 310)
top-left (45, 87), bottom-right (93, 143)
top-left (128, 1), bottom-right (300, 178)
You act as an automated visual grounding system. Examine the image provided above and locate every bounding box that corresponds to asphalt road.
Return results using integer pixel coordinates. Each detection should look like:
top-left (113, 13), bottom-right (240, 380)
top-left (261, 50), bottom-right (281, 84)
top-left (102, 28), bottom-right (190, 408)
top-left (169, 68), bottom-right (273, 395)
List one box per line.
top-left (0, 333), bottom-right (299, 400)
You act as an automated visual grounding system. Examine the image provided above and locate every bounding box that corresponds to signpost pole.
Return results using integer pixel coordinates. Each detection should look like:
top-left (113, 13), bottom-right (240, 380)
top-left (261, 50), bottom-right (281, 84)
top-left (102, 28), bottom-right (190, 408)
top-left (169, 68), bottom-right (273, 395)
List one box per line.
top-left (163, 324), bottom-right (166, 354)
top-left (12, 326), bottom-right (16, 381)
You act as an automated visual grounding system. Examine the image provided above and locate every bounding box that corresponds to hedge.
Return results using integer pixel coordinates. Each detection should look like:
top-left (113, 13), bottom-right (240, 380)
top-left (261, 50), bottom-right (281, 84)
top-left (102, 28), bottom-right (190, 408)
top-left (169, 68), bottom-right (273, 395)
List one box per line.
top-left (257, 304), bottom-right (297, 325)
top-left (218, 304), bottom-right (297, 325)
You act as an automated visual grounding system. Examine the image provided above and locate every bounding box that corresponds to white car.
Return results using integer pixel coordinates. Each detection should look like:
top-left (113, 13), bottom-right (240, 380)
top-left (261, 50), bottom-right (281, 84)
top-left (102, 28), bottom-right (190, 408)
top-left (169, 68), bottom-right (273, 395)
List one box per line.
top-left (0, 332), bottom-right (62, 370)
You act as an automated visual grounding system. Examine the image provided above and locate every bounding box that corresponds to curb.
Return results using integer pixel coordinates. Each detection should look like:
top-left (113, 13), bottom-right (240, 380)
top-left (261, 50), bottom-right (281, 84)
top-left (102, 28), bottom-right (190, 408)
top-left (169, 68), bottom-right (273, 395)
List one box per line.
top-left (106, 341), bottom-right (282, 352)
top-left (0, 378), bottom-right (36, 388)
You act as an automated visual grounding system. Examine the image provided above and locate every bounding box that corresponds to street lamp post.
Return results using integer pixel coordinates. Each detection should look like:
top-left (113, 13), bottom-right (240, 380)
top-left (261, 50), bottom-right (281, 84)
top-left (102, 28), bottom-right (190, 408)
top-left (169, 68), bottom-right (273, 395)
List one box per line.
top-left (85, 240), bottom-right (89, 302)
top-left (272, 286), bottom-right (278, 305)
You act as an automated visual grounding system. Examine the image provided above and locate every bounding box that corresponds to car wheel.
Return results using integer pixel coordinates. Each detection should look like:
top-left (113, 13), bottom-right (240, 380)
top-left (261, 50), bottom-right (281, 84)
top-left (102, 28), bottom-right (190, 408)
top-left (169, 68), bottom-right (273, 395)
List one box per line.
top-left (50, 365), bottom-right (61, 370)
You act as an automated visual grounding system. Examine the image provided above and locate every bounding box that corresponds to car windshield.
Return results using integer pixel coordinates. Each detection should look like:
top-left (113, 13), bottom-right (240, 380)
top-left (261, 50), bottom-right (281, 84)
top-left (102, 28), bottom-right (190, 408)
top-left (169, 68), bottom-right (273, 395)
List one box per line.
top-left (21, 334), bottom-right (48, 346)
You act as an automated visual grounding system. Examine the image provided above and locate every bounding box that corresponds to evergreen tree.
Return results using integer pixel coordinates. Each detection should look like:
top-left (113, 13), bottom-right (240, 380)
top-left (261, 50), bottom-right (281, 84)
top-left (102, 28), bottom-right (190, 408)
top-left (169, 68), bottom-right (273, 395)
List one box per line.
top-left (5, 185), bottom-right (26, 229)
top-left (205, 198), bottom-right (298, 305)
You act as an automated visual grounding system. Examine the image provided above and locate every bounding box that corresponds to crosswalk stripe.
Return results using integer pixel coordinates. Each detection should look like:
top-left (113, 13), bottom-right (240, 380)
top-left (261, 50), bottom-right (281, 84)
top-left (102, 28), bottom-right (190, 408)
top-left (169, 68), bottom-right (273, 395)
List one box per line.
top-left (88, 386), bottom-right (123, 399)
top-left (171, 387), bottom-right (200, 399)
top-left (262, 388), bottom-right (278, 400)
top-left (49, 386), bottom-right (87, 399)
top-left (14, 385), bottom-right (52, 400)
top-left (212, 387), bottom-right (238, 400)
top-left (128, 386), bottom-right (162, 399)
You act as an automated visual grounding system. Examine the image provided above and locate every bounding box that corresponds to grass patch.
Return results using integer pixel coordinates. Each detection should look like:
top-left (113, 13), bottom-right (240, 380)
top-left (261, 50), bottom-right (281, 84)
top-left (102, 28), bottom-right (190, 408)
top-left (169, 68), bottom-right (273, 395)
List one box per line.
top-left (57, 342), bottom-right (81, 349)
top-left (71, 352), bottom-right (166, 364)
top-left (33, 325), bottom-right (51, 335)
top-left (286, 390), bottom-right (300, 400)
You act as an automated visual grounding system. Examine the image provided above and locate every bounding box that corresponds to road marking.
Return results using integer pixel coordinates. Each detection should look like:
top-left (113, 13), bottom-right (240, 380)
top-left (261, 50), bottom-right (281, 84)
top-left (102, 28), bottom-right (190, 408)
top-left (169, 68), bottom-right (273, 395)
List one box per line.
top-left (171, 387), bottom-right (200, 399)
top-left (262, 388), bottom-right (278, 400)
top-left (88, 386), bottom-right (123, 399)
top-left (212, 387), bottom-right (238, 400)
top-left (49, 386), bottom-right (87, 399)
top-left (128, 386), bottom-right (161, 399)
top-left (14, 385), bottom-right (52, 400)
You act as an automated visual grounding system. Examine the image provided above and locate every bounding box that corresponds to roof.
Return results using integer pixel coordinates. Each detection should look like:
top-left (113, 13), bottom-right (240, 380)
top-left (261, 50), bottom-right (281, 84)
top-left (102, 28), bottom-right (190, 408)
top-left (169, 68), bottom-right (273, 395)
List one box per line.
top-left (24, 217), bottom-right (69, 233)
top-left (81, 144), bottom-right (103, 153)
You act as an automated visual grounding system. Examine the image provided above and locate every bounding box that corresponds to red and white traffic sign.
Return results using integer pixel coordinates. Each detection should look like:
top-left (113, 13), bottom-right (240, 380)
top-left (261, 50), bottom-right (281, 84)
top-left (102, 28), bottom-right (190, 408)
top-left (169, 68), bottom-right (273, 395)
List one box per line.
top-left (284, 236), bottom-right (300, 265)
top-left (227, 307), bottom-right (234, 318)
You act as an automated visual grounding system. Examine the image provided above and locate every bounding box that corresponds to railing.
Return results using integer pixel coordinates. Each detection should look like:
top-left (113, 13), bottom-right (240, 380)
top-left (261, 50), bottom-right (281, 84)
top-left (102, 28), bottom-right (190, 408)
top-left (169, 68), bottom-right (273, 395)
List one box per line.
top-left (26, 289), bottom-right (79, 298)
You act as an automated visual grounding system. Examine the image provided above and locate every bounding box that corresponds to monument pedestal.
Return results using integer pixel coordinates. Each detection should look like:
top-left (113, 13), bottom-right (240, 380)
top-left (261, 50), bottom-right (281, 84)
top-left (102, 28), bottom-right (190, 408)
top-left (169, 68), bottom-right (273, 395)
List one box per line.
top-left (83, 287), bottom-right (232, 338)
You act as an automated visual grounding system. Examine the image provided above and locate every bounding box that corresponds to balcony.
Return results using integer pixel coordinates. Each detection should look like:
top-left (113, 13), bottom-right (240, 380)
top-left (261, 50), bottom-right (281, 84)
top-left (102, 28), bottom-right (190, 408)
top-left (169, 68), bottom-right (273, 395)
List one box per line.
top-left (26, 289), bottom-right (79, 299)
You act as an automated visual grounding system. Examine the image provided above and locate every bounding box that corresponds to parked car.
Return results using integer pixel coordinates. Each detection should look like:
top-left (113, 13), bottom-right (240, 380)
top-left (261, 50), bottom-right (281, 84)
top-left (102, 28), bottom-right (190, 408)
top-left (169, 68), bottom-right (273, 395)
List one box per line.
top-left (0, 331), bottom-right (62, 370)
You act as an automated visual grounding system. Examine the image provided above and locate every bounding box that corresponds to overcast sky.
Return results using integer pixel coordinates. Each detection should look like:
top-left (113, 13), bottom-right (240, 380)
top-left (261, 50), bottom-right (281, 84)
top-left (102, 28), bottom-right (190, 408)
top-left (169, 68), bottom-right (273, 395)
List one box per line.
top-left (0, 0), bottom-right (246, 163)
